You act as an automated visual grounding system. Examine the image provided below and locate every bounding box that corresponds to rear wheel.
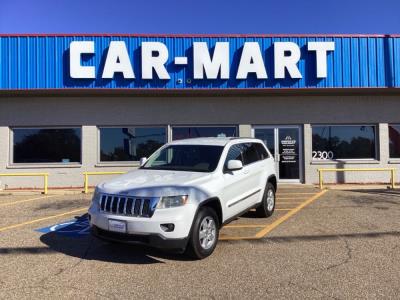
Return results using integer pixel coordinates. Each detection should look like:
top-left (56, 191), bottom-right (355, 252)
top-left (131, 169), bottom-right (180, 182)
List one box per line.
top-left (185, 207), bottom-right (219, 259)
top-left (256, 182), bottom-right (275, 217)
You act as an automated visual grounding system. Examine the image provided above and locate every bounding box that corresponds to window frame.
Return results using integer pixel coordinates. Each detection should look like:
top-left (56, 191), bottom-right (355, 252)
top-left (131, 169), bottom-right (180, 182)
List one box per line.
top-left (171, 125), bottom-right (239, 141)
top-left (388, 124), bottom-right (400, 161)
top-left (311, 124), bottom-right (379, 162)
top-left (9, 126), bottom-right (83, 167)
top-left (97, 125), bottom-right (168, 166)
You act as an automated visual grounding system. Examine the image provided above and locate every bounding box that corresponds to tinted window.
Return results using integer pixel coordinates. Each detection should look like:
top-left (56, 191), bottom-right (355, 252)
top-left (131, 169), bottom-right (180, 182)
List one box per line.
top-left (13, 128), bottom-right (81, 163)
top-left (312, 125), bottom-right (376, 159)
top-left (225, 144), bottom-right (243, 167)
top-left (143, 145), bottom-right (224, 172)
top-left (172, 126), bottom-right (237, 140)
top-left (241, 143), bottom-right (260, 165)
top-left (100, 127), bottom-right (166, 161)
top-left (254, 143), bottom-right (269, 160)
top-left (389, 125), bottom-right (400, 158)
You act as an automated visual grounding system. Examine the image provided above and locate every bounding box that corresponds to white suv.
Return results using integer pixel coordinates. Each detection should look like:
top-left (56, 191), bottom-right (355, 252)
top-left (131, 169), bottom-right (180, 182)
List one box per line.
top-left (89, 137), bottom-right (277, 259)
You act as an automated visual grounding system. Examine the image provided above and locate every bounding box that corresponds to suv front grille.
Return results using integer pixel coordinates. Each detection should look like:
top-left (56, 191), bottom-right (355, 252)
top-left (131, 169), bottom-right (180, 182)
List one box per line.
top-left (99, 194), bottom-right (158, 218)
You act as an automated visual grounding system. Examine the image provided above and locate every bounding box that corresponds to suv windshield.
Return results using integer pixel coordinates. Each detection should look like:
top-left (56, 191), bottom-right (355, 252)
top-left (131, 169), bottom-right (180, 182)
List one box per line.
top-left (142, 145), bottom-right (224, 172)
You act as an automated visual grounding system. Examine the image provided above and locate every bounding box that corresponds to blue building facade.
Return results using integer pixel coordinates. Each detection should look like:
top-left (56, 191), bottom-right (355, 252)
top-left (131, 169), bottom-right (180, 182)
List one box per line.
top-left (1, 34), bottom-right (399, 90)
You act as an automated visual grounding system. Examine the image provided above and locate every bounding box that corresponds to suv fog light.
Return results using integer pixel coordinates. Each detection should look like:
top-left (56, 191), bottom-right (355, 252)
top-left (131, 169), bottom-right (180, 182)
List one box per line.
top-left (160, 223), bottom-right (175, 232)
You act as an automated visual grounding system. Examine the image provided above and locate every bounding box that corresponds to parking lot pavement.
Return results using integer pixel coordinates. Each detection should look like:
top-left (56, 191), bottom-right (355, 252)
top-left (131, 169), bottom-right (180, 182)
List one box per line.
top-left (0, 186), bottom-right (400, 299)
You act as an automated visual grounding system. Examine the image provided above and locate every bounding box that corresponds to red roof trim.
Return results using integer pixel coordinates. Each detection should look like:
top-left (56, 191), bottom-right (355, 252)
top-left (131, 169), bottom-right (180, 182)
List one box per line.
top-left (0, 33), bottom-right (398, 38)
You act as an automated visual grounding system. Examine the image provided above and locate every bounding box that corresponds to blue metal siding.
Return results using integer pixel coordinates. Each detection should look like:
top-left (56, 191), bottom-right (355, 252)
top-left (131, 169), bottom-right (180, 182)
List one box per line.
top-left (0, 35), bottom-right (399, 90)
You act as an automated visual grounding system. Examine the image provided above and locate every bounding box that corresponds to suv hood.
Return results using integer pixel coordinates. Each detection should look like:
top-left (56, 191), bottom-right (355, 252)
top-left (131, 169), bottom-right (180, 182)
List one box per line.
top-left (98, 169), bottom-right (213, 198)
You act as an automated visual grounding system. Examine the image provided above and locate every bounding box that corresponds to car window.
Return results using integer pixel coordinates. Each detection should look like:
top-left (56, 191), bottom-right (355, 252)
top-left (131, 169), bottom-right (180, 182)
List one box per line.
top-left (142, 145), bottom-right (224, 172)
top-left (224, 144), bottom-right (243, 167)
top-left (254, 143), bottom-right (269, 160)
top-left (241, 143), bottom-right (261, 165)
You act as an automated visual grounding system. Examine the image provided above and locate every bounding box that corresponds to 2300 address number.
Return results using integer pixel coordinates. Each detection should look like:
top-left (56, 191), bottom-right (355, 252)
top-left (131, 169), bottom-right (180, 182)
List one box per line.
top-left (312, 151), bottom-right (334, 160)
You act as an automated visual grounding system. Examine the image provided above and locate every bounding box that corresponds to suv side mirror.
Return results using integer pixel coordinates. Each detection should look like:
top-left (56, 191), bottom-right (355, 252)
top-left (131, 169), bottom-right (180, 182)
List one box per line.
top-left (227, 159), bottom-right (243, 171)
top-left (139, 157), bottom-right (147, 167)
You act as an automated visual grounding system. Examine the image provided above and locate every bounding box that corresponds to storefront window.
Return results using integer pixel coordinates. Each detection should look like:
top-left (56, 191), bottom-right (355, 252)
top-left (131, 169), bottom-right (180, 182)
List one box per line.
top-left (172, 126), bottom-right (237, 140)
top-left (100, 127), bottom-right (166, 161)
top-left (389, 125), bottom-right (400, 158)
top-left (13, 128), bottom-right (81, 163)
top-left (312, 125), bottom-right (376, 160)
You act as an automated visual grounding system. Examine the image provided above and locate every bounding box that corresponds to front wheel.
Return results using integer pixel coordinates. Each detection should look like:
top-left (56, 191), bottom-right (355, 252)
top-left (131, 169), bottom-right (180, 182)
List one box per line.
top-left (185, 207), bottom-right (219, 259)
top-left (256, 182), bottom-right (276, 217)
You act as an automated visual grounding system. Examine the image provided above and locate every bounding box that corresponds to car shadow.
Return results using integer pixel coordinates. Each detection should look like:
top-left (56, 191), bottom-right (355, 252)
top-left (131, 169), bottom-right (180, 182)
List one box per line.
top-left (240, 210), bottom-right (263, 219)
top-left (347, 188), bottom-right (400, 197)
top-left (39, 216), bottom-right (194, 264)
top-left (38, 208), bottom-right (264, 264)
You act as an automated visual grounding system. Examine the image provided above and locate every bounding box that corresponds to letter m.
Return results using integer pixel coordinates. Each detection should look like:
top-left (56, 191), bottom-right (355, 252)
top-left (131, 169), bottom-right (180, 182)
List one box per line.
top-left (193, 42), bottom-right (229, 79)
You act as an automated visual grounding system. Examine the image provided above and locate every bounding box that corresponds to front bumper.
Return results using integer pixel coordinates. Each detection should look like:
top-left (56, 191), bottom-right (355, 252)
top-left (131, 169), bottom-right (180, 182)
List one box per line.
top-left (91, 225), bottom-right (188, 250)
top-left (88, 202), bottom-right (197, 249)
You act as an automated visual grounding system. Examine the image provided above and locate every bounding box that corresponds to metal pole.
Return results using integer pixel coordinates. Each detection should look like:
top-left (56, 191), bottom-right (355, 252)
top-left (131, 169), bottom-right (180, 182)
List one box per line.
top-left (43, 174), bottom-right (48, 195)
top-left (318, 170), bottom-right (323, 190)
top-left (391, 168), bottom-right (396, 189)
top-left (84, 173), bottom-right (89, 194)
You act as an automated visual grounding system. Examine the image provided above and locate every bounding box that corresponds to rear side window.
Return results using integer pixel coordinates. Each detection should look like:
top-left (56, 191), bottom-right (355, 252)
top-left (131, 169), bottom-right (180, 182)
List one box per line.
top-left (254, 143), bottom-right (269, 160)
top-left (241, 143), bottom-right (260, 165)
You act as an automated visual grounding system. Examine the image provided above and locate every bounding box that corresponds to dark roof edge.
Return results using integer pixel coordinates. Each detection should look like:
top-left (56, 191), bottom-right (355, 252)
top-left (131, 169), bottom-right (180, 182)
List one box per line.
top-left (1, 87), bottom-right (399, 97)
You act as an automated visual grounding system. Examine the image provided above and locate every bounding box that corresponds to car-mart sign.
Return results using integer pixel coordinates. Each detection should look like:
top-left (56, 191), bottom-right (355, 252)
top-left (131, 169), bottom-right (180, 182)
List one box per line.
top-left (70, 41), bottom-right (334, 80)
top-left (1, 35), bottom-right (398, 89)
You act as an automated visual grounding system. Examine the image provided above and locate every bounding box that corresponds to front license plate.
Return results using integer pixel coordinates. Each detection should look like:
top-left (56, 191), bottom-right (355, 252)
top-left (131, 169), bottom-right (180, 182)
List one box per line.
top-left (108, 219), bottom-right (127, 233)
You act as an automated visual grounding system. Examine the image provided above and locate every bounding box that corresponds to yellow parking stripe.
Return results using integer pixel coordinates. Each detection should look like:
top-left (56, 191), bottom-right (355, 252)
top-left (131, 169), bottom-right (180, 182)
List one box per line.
top-left (0, 195), bottom-right (59, 207)
top-left (277, 192), bottom-right (317, 195)
top-left (0, 207), bottom-right (87, 232)
top-left (223, 224), bottom-right (265, 228)
top-left (254, 190), bottom-right (327, 238)
top-left (277, 197), bottom-right (311, 200)
top-left (219, 236), bottom-right (257, 241)
top-left (275, 208), bottom-right (293, 211)
top-left (277, 201), bottom-right (304, 204)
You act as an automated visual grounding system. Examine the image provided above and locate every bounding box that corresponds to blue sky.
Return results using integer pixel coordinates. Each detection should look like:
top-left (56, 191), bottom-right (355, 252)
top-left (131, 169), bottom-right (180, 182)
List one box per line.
top-left (0, 0), bottom-right (399, 34)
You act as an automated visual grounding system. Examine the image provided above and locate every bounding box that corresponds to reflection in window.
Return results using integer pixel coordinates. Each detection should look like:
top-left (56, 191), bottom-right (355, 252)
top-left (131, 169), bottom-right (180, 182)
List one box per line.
top-left (143, 145), bottom-right (224, 172)
top-left (389, 125), bottom-right (400, 158)
top-left (312, 125), bottom-right (376, 159)
top-left (172, 126), bottom-right (237, 140)
top-left (13, 128), bottom-right (81, 163)
top-left (225, 144), bottom-right (243, 166)
top-left (100, 127), bottom-right (166, 161)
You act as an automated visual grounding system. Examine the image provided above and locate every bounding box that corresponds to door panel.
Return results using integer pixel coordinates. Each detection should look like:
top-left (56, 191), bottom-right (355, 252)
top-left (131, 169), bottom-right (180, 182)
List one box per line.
top-left (222, 143), bottom-right (262, 219)
top-left (254, 126), bottom-right (302, 182)
top-left (278, 128), bottom-right (300, 180)
top-left (241, 143), bottom-right (266, 206)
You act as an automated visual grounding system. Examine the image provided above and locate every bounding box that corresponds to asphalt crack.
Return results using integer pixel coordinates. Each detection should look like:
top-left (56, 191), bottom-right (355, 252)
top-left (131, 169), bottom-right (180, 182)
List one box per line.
top-left (326, 238), bottom-right (353, 270)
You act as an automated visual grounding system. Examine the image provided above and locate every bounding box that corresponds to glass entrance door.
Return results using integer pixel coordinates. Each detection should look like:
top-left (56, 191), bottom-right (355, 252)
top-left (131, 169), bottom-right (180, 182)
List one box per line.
top-left (253, 126), bottom-right (302, 182)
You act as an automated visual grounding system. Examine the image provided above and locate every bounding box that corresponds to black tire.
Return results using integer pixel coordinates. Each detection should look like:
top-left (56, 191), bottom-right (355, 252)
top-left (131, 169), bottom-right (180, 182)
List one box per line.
top-left (185, 207), bottom-right (219, 259)
top-left (256, 182), bottom-right (276, 218)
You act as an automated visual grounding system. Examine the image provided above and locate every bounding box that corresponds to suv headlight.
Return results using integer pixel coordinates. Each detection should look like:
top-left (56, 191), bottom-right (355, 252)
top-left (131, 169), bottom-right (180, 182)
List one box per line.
top-left (92, 187), bottom-right (102, 204)
top-left (157, 195), bottom-right (188, 209)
